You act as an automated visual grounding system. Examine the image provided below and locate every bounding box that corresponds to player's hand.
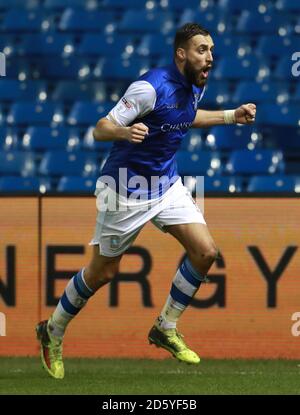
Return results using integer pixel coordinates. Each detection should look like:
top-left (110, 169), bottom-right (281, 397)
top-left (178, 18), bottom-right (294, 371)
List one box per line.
top-left (126, 123), bottom-right (149, 143)
top-left (234, 103), bottom-right (256, 124)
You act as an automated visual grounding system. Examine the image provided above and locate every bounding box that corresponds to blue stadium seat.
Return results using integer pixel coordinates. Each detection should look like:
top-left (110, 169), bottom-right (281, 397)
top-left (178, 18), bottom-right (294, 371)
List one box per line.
top-left (0, 151), bottom-right (36, 176)
top-left (276, 0), bottom-right (300, 11)
top-left (232, 81), bottom-right (286, 104)
top-left (202, 81), bottom-right (232, 107)
top-left (136, 34), bottom-right (173, 58)
top-left (67, 102), bottom-right (112, 126)
top-left (59, 8), bottom-right (116, 32)
top-left (256, 104), bottom-right (300, 126)
top-left (102, 0), bottom-right (149, 8)
top-left (212, 34), bottom-right (252, 58)
top-left (180, 131), bottom-right (203, 152)
top-left (0, 127), bottom-right (19, 150)
top-left (164, 0), bottom-right (205, 9)
top-left (39, 151), bottom-right (98, 177)
top-left (205, 176), bottom-right (243, 192)
top-left (247, 175), bottom-right (295, 192)
top-left (0, 80), bottom-right (46, 101)
top-left (237, 11), bottom-right (288, 34)
top-left (2, 9), bottom-right (44, 32)
top-left (95, 57), bottom-right (150, 81)
top-left (22, 126), bottom-right (80, 152)
top-left (219, 0), bottom-right (274, 13)
top-left (7, 102), bottom-right (62, 125)
top-left (44, 0), bottom-right (90, 9)
top-left (292, 83), bottom-right (300, 102)
top-left (178, 9), bottom-right (232, 33)
top-left (214, 56), bottom-right (264, 80)
top-left (257, 35), bottom-right (299, 59)
top-left (275, 57), bottom-right (299, 80)
top-left (0, 176), bottom-right (51, 193)
top-left (119, 10), bottom-right (174, 34)
top-left (57, 176), bottom-right (97, 193)
top-left (18, 34), bottom-right (75, 56)
top-left (39, 57), bottom-right (93, 80)
top-left (78, 34), bottom-right (134, 57)
top-left (52, 81), bottom-right (107, 102)
top-left (0, 36), bottom-right (17, 56)
top-left (83, 126), bottom-right (113, 152)
top-left (226, 149), bottom-right (284, 175)
top-left (261, 126), bottom-right (300, 150)
top-left (0, 0), bottom-right (39, 8)
top-left (4, 57), bottom-right (31, 80)
top-left (176, 150), bottom-right (221, 176)
top-left (206, 125), bottom-right (260, 151)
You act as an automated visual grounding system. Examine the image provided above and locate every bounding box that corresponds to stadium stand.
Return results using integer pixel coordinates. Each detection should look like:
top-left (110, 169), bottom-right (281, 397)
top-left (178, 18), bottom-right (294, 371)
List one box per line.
top-left (0, 0), bottom-right (299, 193)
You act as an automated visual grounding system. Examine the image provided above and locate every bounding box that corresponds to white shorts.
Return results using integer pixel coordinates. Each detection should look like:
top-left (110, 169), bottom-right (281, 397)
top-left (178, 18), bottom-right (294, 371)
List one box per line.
top-left (89, 178), bottom-right (206, 257)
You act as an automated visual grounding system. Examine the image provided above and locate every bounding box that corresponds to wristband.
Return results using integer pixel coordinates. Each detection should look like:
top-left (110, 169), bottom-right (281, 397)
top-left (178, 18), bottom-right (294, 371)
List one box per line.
top-left (224, 110), bottom-right (236, 124)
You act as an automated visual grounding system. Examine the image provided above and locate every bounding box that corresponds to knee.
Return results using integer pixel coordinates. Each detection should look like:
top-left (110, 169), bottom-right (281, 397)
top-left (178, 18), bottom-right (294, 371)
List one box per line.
top-left (191, 244), bottom-right (219, 266)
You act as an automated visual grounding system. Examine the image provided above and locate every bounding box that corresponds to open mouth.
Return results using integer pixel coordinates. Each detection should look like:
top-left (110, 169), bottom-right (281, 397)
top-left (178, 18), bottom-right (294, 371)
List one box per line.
top-left (201, 66), bottom-right (212, 79)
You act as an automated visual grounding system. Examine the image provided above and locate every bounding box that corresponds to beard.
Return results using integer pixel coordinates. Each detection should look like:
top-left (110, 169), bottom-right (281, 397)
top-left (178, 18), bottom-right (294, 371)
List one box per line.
top-left (183, 59), bottom-right (208, 87)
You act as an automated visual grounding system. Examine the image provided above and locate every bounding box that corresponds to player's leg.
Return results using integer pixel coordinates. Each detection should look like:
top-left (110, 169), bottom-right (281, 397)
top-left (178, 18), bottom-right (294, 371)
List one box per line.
top-left (149, 180), bottom-right (217, 364)
top-left (36, 246), bottom-right (122, 379)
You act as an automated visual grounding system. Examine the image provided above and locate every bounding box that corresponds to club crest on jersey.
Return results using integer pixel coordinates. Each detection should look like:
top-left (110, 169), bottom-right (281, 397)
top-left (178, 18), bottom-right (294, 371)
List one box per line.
top-left (110, 235), bottom-right (121, 250)
top-left (121, 97), bottom-right (133, 109)
top-left (193, 93), bottom-right (200, 111)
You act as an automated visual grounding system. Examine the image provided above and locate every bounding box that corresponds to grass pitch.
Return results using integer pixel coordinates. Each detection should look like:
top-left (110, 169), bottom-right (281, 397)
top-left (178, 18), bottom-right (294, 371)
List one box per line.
top-left (0, 357), bottom-right (300, 395)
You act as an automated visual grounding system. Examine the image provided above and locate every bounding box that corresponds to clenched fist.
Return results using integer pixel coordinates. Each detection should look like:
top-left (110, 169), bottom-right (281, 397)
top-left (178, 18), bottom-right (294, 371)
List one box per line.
top-left (125, 123), bottom-right (149, 143)
top-left (234, 103), bottom-right (256, 124)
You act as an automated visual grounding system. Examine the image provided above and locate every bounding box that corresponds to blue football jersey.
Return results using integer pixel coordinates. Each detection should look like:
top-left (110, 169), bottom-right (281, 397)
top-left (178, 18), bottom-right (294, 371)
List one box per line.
top-left (99, 61), bottom-right (205, 199)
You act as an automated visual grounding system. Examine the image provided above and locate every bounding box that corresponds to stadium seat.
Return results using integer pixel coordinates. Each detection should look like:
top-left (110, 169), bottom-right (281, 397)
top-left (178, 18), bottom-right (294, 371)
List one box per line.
top-left (18, 34), bottom-right (75, 56)
top-left (67, 102), bottom-right (112, 126)
top-left (204, 176), bottom-right (243, 192)
top-left (0, 176), bottom-right (51, 193)
top-left (206, 125), bottom-right (260, 151)
top-left (214, 56), bottom-right (268, 81)
top-left (276, 0), bottom-right (300, 12)
top-left (202, 81), bottom-right (232, 107)
top-left (0, 127), bottom-right (19, 150)
top-left (236, 11), bottom-right (288, 34)
top-left (22, 126), bottom-right (80, 152)
top-left (4, 57), bottom-right (31, 80)
top-left (212, 34), bottom-right (252, 58)
top-left (232, 81), bottom-right (286, 104)
top-left (219, 0), bottom-right (274, 13)
top-left (39, 151), bottom-right (98, 177)
top-left (119, 10), bottom-right (174, 34)
top-left (261, 126), bottom-right (300, 150)
top-left (83, 126), bottom-right (113, 152)
top-left (247, 175), bottom-right (296, 192)
top-left (256, 104), bottom-right (300, 126)
top-left (102, 0), bottom-right (149, 8)
top-left (44, 0), bottom-right (92, 9)
top-left (0, 0), bottom-right (39, 8)
top-left (94, 57), bottom-right (150, 81)
top-left (0, 151), bottom-right (36, 176)
top-left (180, 132), bottom-right (203, 152)
top-left (176, 150), bottom-right (221, 176)
top-left (136, 34), bottom-right (173, 58)
top-left (2, 9), bottom-right (44, 32)
top-left (57, 176), bottom-right (97, 193)
top-left (275, 57), bottom-right (299, 80)
top-left (292, 83), bottom-right (300, 102)
top-left (226, 149), bottom-right (284, 175)
top-left (52, 81), bottom-right (107, 102)
top-left (0, 35), bottom-right (17, 56)
top-left (178, 9), bottom-right (232, 33)
top-left (39, 57), bottom-right (93, 80)
top-left (0, 80), bottom-right (46, 101)
top-left (59, 8), bottom-right (116, 32)
top-left (256, 35), bottom-right (299, 59)
top-left (7, 102), bottom-right (62, 125)
top-left (78, 34), bottom-right (134, 57)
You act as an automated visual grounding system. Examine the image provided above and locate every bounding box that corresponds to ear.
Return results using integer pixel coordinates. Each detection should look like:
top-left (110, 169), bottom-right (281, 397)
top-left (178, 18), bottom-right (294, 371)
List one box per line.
top-left (176, 47), bottom-right (186, 62)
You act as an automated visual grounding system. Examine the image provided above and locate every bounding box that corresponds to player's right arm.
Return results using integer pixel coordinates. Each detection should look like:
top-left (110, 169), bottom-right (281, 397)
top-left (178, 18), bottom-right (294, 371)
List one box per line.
top-left (93, 118), bottom-right (149, 144)
top-left (93, 80), bottom-right (156, 144)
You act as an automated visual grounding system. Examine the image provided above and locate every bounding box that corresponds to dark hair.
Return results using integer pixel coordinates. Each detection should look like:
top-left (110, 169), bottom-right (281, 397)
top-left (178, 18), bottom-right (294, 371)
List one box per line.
top-left (174, 23), bottom-right (211, 54)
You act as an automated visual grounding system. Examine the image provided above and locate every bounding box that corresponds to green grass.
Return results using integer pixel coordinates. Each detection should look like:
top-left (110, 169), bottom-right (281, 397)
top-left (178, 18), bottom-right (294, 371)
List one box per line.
top-left (0, 357), bottom-right (300, 395)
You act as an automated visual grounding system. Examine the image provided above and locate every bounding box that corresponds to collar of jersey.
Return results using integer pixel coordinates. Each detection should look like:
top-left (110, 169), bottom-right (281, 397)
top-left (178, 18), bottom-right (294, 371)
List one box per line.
top-left (168, 60), bottom-right (192, 89)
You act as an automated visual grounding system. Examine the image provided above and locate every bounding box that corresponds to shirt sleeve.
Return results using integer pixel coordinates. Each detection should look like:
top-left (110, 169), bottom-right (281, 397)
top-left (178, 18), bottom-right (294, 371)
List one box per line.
top-left (106, 80), bottom-right (157, 127)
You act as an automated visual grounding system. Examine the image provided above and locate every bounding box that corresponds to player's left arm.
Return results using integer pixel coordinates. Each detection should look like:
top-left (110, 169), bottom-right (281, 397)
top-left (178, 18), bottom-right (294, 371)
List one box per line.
top-left (191, 103), bottom-right (256, 128)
